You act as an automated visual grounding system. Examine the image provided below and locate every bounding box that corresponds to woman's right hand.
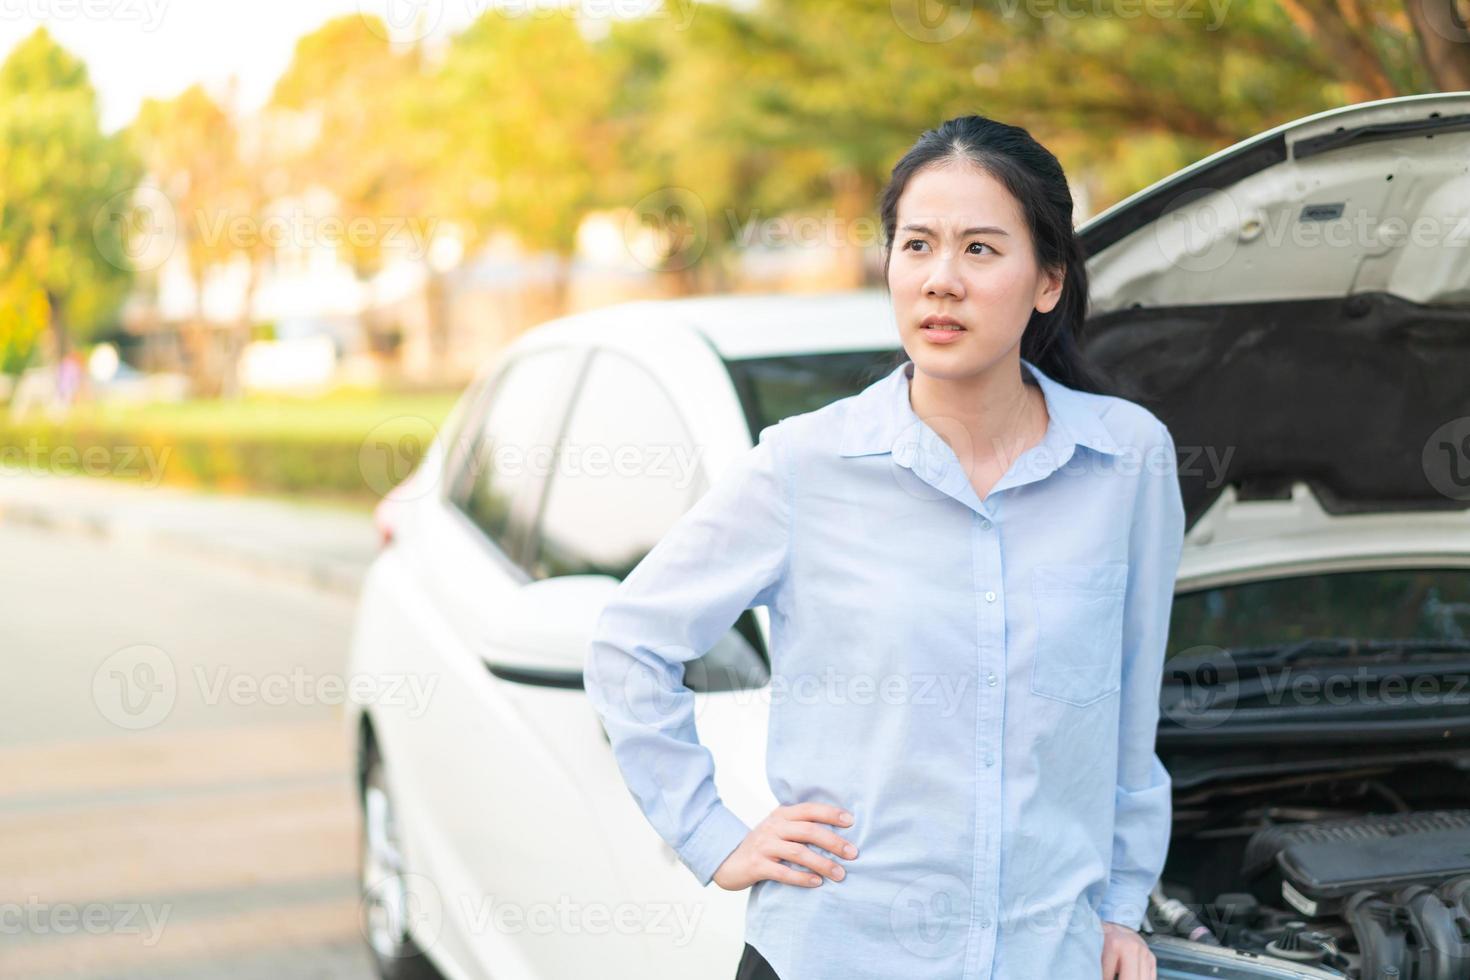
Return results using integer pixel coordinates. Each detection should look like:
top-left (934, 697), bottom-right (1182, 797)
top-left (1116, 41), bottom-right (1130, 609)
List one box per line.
top-left (711, 803), bottom-right (858, 891)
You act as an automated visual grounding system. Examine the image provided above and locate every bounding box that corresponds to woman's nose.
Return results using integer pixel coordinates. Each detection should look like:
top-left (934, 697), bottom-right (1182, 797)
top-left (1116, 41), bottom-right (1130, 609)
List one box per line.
top-left (925, 265), bottom-right (963, 298)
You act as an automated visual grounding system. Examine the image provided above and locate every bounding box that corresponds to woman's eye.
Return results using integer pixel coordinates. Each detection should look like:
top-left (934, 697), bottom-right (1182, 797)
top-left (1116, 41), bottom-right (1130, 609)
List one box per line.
top-left (901, 239), bottom-right (990, 254)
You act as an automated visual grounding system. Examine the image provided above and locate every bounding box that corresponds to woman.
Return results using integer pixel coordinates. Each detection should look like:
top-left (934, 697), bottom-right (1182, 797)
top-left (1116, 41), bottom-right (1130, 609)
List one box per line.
top-left (584, 114), bottom-right (1184, 980)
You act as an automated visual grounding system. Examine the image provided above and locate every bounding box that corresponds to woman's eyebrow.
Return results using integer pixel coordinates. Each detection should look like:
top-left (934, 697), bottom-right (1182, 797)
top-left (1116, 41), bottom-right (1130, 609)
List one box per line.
top-left (900, 223), bottom-right (1011, 236)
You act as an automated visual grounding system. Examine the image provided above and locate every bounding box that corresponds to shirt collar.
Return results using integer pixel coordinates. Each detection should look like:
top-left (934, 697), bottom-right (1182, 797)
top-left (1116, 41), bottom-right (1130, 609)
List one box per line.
top-left (837, 356), bottom-right (1122, 459)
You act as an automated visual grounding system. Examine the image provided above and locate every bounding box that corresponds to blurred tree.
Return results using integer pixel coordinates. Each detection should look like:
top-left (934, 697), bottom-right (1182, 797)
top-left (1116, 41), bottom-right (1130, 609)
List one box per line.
top-left (92, 0), bottom-right (1469, 382)
top-left (603, 1), bottom-right (1037, 287)
top-left (681, 0), bottom-right (1466, 281)
top-left (0, 28), bottom-right (137, 373)
top-left (1407, 0), bottom-right (1470, 89)
top-left (128, 84), bottom-right (263, 396)
top-left (223, 99), bottom-right (280, 397)
top-left (1271, 0), bottom-right (1470, 93)
top-left (601, 9), bottom-right (809, 293)
top-left (271, 16), bottom-right (445, 367)
top-left (949, 0), bottom-right (1433, 204)
top-left (429, 11), bottom-right (617, 309)
top-left (271, 15), bottom-right (428, 277)
top-left (272, 13), bottom-right (618, 369)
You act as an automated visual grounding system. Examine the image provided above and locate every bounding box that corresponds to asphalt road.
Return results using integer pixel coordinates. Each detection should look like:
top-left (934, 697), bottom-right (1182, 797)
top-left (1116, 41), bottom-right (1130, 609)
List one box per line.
top-left (0, 521), bottom-right (380, 979)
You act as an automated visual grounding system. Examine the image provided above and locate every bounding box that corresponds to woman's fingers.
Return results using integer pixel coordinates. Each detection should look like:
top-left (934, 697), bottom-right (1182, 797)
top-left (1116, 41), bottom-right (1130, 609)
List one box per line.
top-left (780, 802), bottom-right (853, 829)
top-left (1132, 944), bottom-right (1156, 980)
top-left (745, 803), bottom-right (857, 887)
top-left (757, 854), bottom-right (826, 887)
top-left (772, 839), bottom-right (846, 881)
top-left (783, 819), bottom-right (858, 859)
top-left (1100, 924), bottom-right (1156, 980)
top-left (774, 803), bottom-right (858, 861)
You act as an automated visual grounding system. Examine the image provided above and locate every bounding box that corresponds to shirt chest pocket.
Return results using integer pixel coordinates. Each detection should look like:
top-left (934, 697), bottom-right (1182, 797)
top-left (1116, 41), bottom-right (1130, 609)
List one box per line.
top-left (1029, 561), bottom-right (1128, 707)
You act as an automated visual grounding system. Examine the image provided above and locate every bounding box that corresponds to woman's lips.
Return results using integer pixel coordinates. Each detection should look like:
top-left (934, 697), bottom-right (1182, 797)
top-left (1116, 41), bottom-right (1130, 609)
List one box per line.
top-left (919, 323), bottom-right (966, 343)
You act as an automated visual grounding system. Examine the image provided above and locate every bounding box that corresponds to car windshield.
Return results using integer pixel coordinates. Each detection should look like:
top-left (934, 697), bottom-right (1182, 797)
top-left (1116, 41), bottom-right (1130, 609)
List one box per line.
top-left (1167, 568), bottom-right (1470, 661)
top-left (722, 348), bottom-right (905, 438)
top-left (1161, 568), bottom-right (1470, 730)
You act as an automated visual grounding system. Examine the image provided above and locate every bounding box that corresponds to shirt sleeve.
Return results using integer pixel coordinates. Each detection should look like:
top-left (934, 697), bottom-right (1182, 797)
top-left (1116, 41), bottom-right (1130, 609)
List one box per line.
top-left (1098, 420), bottom-right (1186, 930)
top-left (582, 421), bottom-right (792, 887)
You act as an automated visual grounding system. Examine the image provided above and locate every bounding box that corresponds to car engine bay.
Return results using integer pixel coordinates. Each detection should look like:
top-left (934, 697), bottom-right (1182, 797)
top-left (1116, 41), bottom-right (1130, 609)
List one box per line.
top-left (1148, 757), bottom-right (1470, 978)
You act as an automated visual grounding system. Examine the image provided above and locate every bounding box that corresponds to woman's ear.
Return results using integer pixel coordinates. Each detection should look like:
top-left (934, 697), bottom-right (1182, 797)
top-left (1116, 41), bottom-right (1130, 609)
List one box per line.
top-left (1034, 264), bottom-right (1065, 315)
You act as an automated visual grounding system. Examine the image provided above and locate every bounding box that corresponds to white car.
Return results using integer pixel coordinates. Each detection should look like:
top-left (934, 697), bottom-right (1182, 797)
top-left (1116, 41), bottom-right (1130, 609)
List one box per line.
top-left (346, 91), bottom-right (1470, 980)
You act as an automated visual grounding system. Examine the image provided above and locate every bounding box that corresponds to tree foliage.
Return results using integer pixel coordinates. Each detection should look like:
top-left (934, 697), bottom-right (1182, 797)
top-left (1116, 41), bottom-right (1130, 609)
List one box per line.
top-left (0, 27), bottom-right (137, 370)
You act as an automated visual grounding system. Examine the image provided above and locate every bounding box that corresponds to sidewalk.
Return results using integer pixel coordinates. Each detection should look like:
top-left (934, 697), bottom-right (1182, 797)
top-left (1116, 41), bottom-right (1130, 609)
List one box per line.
top-left (0, 467), bottom-right (378, 596)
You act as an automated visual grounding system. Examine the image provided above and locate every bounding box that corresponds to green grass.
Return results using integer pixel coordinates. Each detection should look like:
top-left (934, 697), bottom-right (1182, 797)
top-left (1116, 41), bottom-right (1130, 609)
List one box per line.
top-left (58, 388), bottom-right (463, 441)
top-left (0, 386), bottom-right (469, 503)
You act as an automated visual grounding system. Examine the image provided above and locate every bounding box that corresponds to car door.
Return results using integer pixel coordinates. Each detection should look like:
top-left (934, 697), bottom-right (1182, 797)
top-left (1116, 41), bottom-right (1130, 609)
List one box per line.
top-left (483, 347), bottom-right (773, 979)
top-left (381, 344), bottom-right (616, 980)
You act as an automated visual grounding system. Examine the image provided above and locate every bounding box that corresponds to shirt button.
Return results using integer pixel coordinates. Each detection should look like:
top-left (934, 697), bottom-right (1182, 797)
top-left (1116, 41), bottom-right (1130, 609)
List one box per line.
top-left (979, 916), bottom-right (992, 928)
top-left (984, 590), bottom-right (996, 602)
top-left (980, 518), bottom-right (992, 530)
top-left (987, 672), bottom-right (997, 686)
top-left (984, 753), bottom-right (994, 766)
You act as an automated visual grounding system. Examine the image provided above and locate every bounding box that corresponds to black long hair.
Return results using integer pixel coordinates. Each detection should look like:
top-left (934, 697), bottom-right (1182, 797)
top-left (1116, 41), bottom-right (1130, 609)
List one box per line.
top-left (877, 114), bottom-right (1111, 395)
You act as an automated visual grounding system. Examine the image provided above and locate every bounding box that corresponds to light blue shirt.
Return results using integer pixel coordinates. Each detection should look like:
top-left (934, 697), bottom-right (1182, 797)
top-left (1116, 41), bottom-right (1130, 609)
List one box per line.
top-left (584, 356), bottom-right (1185, 979)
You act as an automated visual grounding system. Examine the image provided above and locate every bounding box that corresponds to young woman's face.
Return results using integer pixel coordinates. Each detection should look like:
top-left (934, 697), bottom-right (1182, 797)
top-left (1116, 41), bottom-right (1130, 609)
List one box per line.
top-left (886, 161), bottom-right (1062, 380)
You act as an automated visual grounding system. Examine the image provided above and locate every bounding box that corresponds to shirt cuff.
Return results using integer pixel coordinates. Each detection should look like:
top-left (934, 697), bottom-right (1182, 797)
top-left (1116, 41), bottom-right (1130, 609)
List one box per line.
top-left (678, 801), bottom-right (752, 887)
top-left (1097, 888), bottom-right (1151, 931)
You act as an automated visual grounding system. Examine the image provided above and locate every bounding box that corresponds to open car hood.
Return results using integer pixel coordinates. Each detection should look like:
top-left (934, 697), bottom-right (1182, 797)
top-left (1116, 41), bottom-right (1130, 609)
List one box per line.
top-left (1076, 93), bottom-right (1470, 530)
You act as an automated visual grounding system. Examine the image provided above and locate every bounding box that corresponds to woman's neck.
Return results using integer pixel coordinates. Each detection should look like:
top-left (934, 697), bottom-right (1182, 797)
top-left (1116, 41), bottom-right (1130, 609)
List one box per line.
top-left (906, 357), bottom-right (1050, 473)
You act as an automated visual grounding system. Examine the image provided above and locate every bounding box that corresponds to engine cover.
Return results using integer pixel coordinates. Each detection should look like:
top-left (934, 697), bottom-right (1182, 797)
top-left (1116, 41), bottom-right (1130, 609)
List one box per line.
top-left (1244, 809), bottom-right (1470, 917)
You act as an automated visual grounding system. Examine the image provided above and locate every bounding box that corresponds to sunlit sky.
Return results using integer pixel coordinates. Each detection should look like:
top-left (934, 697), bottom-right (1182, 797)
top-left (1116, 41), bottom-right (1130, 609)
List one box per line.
top-left (0, 0), bottom-right (495, 132)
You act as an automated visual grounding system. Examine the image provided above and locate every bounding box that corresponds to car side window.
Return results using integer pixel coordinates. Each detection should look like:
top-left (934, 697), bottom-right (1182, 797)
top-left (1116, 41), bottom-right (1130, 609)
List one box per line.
top-left (529, 350), bottom-right (706, 581)
top-left (451, 348), bottom-right (582, 565)
top-left (530, 349), bottom-right (770, 692)
top-left (437, 376), bottom-right (494, 492)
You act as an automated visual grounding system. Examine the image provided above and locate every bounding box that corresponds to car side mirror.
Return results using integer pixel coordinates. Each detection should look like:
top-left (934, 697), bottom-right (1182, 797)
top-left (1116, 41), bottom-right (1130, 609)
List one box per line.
top-left (480, 574), bottom-right (622, 685)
